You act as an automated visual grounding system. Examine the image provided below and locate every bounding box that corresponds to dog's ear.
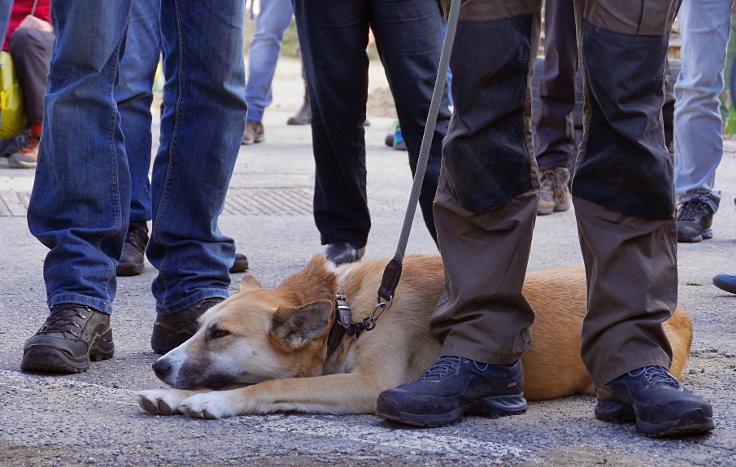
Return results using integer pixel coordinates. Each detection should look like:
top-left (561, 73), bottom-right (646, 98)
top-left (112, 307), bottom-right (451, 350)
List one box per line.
top-left (270, 299), bottom-right (333, 350)
top-left (239, 274), bottom-right (262, 292)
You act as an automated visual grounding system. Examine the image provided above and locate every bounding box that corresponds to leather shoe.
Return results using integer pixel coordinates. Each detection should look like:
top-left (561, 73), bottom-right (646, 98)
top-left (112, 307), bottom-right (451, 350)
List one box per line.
top-left (229, 252), bottom-right (249, 273)
top-left (324, 242), bottom-right (365, 265)
top-left (713, 273), bottom-right (736, 294)
top-left (151, 297), bottom-right (225, 354)
top-left (242, 119), bottom-right (265, 145)
top-left (21, 304), bottom-right (114, 373)
top-left (117, 222), bottom-right (148, 276)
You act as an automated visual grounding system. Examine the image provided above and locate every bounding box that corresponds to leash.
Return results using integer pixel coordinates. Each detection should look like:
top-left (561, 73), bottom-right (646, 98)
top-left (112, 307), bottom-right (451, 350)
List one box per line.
top-left (336, 0), bottom-right (461, 339)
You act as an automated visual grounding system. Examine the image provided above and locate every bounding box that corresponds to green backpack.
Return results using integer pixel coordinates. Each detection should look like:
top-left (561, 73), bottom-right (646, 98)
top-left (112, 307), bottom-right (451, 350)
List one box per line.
top-left (0, 50), bottom-right (25, 140)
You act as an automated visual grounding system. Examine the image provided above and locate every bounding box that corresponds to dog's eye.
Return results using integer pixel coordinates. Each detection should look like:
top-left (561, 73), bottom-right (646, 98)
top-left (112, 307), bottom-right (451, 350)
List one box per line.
top-left (210, 329), bottom-right (231, 339)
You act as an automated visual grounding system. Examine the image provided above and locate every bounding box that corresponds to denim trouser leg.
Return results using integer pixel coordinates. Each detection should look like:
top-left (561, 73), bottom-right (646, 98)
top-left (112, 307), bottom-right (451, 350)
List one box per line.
top-left (27, 0), bottom-right (133, 314)
top-left (244, 0), bottom-right (293, 122)
top-left (116, 0), bottom-right (161, 225)
top-left (674, 0), bottom-right (731, 211)
top-left (149, 0), bottom-right (247, 315)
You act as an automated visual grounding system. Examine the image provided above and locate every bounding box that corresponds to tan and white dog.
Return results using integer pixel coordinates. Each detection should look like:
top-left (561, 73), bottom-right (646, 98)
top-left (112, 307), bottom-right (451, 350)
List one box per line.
top-left (138, 255), bottom-right (692, 419)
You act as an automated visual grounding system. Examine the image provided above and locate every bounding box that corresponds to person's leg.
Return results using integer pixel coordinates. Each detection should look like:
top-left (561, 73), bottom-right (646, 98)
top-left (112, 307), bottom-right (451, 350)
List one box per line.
top-left (371, 0), bottom-right (449, 244)
top-left (535, 0), bottom-right (577, 172)
top-left (673, 0), bottom-right (732, 241)
top-left (574, 0), bottom-right (712, 436)
top-left (23, 0), bottom-right (132, 372)
top-left (116, 0), bottom-right (161, 227)
top-left (244, 0), bottom-right (293, 124)
top-left (114, 0), bottom-right (161, 277)
top-left (293, 0), bottom-right (372, 258)
top-left (7, 27), bottom-right (54, 168)
top-left (377, 0), bottom-right (542, 427)
top-left (534, 0), bottom-right (576, 215)
top-left (148, 0), bottom-right (246, 321)
top-left (0, 0), bottom-right (12, 48)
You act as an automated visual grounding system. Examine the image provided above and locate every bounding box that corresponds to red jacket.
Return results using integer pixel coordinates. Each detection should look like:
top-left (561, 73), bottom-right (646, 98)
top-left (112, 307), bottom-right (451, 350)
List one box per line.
top-left (3, 0), bottom-right (52, 51)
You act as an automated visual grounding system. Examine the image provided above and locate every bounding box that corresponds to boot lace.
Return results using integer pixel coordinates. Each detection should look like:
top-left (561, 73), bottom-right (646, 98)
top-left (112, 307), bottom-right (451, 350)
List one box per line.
top-left (677, 198), bottom-right (711, 222)
top-left (631, 366), bottom-right (679, 387)
top-left (419, 356), bottom-right (461, 382)
top-left (38, 304), bottom-right (92, 338)
top-left (539, 170), bottom-right (556, 196)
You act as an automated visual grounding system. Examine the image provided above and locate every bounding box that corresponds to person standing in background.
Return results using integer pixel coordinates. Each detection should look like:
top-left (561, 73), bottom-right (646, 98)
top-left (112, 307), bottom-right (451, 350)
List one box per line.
top-left (674, 0), bottom-right (733, 243)
top-left (4, 0), bottom-right (53, 169)
top-left (21, 0), bottom-right (248, 373)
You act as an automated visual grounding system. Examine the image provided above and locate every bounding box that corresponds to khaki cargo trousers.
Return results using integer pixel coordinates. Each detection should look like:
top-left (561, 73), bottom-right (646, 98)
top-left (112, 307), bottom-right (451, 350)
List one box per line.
top-left (433, 0), bottom-right (681, 386)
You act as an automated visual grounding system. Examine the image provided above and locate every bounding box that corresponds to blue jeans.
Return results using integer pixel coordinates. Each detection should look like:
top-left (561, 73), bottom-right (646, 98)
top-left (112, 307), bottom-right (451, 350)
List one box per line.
top-left (116, 0), bottom-right (161, 225)
top-left (674, 0), bottom-right (732, 212)
top-left (244, 0), bottom-right (293, 122)
top-left (27, 0), bottom-right (247, 315)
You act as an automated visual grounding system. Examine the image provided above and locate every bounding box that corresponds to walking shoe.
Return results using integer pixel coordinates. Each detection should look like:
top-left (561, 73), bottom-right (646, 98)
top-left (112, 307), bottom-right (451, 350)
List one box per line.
top-left (537, 167), bottom-right (571, 215)
top-left (323, 241), bottom-right (365, 265)
top-left (8, 134), bottom-right (40, 169)
top-left (117, 222), bottom-right (148, 276)
top-left (713, 273), bottom-right (736, 294)
top-left (376, 356), bottom-right (527, 427)
top-left (21, 304), bottom-right (114, 374)
top-left (241, 119), bottom-right (265, 145)
top-left (151, 297), bottom-right (225, 354)
top-left (595, 365), bottom-right (714, 437)
top-left (676, 198), bottom-right (714, 242)
top-left (287, 98), bottom-right (311, 125)
top-left (229, 252), bottom-right (249, 273)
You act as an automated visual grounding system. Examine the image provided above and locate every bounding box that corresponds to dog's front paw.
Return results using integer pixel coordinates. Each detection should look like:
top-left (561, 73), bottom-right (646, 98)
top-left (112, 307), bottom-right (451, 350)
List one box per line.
top-left (180, 392), bottom-right (234, 419)
top-left (138, 389), bottom-right (187, 415)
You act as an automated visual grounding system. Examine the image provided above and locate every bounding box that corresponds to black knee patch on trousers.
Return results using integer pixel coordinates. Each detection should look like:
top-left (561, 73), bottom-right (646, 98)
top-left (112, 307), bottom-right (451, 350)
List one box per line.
top-left (573, 20), bottom-right (675, 220)
top-left (443, 15), bottom-right (535, 214)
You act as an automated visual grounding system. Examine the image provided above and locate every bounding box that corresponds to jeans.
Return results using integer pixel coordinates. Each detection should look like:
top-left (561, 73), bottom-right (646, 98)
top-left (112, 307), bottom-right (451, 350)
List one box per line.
top-left (244, 0), bottom-right (293, 122)
top-left (27, 0), bottom-right (247, 315)
top-left (674, 0), bottom-right (732, 212)
top-left (116, 0), bottom-right (161, 226)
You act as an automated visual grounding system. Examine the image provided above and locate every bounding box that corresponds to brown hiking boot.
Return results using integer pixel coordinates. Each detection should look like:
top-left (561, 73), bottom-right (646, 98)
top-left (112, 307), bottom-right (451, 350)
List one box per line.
top-left (8, 135), bottom-right (40, 169)
top-left (241, 119), bottom-right (264, 145)
top-left (150, 297), bottom-right (225, 354)
top-left (537, 167), bottom-right (571, 215)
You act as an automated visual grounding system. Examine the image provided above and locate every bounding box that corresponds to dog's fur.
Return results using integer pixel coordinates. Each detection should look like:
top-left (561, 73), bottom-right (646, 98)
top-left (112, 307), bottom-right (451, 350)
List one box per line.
top-left (138, 255), bottom-right (692, 419)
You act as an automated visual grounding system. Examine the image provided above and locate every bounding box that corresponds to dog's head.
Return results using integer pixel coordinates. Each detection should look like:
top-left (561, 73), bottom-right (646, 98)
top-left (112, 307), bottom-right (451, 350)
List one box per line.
top-left (152, 256), bottom-right (339, 389)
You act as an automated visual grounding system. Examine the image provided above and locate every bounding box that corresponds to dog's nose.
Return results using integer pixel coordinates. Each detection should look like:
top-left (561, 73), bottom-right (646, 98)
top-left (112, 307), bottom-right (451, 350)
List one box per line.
top-left (152, 358), bottom-right (172, 380)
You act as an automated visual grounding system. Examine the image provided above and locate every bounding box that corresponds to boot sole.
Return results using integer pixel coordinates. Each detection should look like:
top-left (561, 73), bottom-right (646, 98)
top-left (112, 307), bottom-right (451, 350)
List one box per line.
top-left (116, 262), bottom-right (145, 276)
top-left (20, 329), bottom-right (115, 373)
top-left (678, 228), bottom-right (713, 243)
top-left (376, 394), bottom-right (527, 428)
top-left (596, 399), bottom-right (714, 437)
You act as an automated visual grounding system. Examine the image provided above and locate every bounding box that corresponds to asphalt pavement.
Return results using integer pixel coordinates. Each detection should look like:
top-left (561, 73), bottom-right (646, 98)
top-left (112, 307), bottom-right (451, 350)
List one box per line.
top-left (0, 57), bottom-right (735, 466)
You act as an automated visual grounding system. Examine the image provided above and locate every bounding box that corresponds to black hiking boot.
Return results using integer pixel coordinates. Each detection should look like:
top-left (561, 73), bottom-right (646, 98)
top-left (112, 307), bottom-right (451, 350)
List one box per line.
top-left (595, 365), bottom-right (714, 437)
top-left (117, 222), bottom-right (148, 276)
top-left (150, 297), bottom-right (225, 354)
top-left (376, 356), bottom-right (527, 427)
top-left (676, 198), bottom-right (715, 243)
top-left (21, 304), bottom-right (114, 374)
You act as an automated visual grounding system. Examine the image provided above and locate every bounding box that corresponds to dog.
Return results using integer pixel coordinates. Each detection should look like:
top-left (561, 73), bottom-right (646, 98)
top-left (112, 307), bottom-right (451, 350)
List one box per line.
top-left (138, 255), bottom-right (692, 419)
